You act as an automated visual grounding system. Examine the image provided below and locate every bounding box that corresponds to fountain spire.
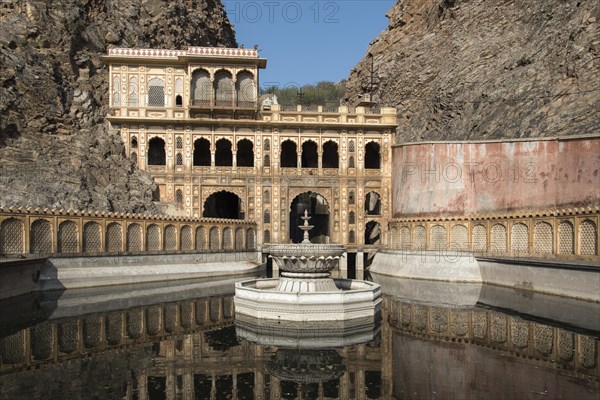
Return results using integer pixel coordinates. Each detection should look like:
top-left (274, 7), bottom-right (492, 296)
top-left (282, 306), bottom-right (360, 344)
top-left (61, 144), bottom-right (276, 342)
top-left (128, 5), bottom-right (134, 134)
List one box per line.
top-left (299, 209), bottom-right (314, 244)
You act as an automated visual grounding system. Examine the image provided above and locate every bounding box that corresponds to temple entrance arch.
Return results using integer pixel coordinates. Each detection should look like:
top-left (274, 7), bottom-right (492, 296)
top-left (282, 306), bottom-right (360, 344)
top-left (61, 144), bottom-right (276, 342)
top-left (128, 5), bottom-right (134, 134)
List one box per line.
top-left (203, 191), bottom-right (243, 219)
top-left (289, 192), bottom-right (330, 244)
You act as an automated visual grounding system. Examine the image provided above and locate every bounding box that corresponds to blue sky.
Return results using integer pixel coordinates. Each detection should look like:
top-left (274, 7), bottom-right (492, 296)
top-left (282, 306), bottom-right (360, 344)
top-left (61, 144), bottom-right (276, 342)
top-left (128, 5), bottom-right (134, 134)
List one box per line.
top-left (222, 1), bottom-right (395, 88)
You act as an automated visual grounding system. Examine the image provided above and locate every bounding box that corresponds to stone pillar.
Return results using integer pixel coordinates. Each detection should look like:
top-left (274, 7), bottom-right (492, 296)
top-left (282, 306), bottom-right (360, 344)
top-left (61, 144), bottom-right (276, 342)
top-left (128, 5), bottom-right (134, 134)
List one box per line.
top-left (356, 251), bottom-right (364, 277)
top-left (338, 251), bottom-right (348, 279)
top-left (270, 377), bottom-right (281, 400)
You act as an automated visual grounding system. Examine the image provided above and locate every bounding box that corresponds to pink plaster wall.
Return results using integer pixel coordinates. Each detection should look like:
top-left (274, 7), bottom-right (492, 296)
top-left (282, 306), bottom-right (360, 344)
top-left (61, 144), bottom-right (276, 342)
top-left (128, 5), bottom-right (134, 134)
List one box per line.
top-left (392, 136), bottom-right (600, 217)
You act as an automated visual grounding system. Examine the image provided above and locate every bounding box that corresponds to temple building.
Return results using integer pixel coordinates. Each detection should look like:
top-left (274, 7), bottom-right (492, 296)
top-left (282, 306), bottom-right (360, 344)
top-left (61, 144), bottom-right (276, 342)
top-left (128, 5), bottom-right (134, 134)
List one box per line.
top-left (103, 46), bottom-right (397, 258)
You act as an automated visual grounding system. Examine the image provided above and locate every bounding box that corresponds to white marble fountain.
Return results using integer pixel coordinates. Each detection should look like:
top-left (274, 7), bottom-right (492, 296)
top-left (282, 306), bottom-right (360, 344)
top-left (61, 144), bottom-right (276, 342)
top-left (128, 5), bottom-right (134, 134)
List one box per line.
top-left (234, 210), bottom-right (381, 322)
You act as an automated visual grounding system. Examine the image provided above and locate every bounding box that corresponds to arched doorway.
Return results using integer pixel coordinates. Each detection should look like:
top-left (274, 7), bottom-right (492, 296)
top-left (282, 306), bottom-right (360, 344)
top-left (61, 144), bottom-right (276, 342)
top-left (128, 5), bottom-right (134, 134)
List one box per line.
top-left (203, 191), bottom-right (243, 219)
top-left (289, 192), bottom-right (329, 244)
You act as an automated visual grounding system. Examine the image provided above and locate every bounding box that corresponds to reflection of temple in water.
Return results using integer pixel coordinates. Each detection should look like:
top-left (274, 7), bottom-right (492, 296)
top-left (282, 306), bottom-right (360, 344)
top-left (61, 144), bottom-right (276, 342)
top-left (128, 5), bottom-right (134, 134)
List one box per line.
top-left (0, 294), bottom-right (383, 399)
top-left (0, 293), bottom-right (598, 399)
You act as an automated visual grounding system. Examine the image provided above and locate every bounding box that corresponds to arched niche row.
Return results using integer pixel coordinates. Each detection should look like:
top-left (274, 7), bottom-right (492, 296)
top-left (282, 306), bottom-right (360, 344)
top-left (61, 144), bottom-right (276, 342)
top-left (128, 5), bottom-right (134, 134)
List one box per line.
top-left (203, 191), bottom-right (243, 219)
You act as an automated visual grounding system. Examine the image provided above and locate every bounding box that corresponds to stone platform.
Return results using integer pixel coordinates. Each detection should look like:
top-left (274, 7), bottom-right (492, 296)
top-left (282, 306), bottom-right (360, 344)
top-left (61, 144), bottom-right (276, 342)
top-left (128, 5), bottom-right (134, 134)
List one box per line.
top-left (234, 278), bottom-right (381, 322)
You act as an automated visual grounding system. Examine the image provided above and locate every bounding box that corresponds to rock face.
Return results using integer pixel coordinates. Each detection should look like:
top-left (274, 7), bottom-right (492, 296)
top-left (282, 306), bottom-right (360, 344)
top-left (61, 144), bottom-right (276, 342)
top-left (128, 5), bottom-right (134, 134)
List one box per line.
top-left (0, 0), bottom-right (236, 212)
top-left (345, 0), bottom-right (599, 143)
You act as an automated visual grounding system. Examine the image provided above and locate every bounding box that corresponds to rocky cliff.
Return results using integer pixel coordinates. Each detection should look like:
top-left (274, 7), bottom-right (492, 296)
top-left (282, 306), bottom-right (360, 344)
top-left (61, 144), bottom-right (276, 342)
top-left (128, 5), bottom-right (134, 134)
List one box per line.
top-left (0, 0), bottom-right (236, 212)
top-left (345, 0), bottom-right (599, 142)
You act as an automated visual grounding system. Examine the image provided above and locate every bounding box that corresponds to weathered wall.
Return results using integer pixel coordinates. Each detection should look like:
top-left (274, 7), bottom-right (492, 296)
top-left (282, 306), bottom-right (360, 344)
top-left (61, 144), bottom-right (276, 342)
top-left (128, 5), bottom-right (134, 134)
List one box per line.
top-left (392, 135), bottom-right (600, 217)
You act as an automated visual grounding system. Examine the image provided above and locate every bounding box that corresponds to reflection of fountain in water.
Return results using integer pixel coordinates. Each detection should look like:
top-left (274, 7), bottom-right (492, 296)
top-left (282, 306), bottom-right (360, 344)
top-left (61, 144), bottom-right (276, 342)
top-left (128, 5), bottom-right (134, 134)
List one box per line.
top-left (234, 209), bottom-right (381, 322)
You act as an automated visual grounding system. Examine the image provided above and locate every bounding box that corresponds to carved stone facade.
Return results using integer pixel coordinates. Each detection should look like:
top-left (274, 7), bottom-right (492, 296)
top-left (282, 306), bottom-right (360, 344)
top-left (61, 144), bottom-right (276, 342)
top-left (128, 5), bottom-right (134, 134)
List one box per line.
top-left (104, 47), bottom-right (397, 248)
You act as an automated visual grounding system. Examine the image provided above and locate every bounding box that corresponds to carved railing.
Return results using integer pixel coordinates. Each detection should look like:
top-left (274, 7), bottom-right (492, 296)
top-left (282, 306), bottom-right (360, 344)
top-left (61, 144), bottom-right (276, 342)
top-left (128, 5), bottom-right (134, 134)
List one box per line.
top-left (388, 207), bottom-right (600, 261)
top-left (385, 297), bottom-right (600, 379)
top-left (0, 207), bottom-right (258, 257)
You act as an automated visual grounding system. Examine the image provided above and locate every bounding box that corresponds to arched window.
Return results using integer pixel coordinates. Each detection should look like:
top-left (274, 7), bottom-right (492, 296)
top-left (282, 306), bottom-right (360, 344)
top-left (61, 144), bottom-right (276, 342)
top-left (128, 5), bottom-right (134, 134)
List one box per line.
top-left (322, 141), bottom-right (339, 168)
top-left (365, 221), bottom-right (381, 245)
top-left (280, 140), bottom-right (297, 168)
top-left (193, 138), bottom-right (211, 166)
top-left (301, 140), bottom-right (318, 168)
top-left (176, 137), bottom-right (183, 149)
top-left (128, 76), bottom-right (138, 106)
top-left (348, 211), bottom-right (355, 225)
top-left (263, 154), bottom-right (270, 167)
top-left (113, 76), bottom-right (120, 106)
top-left (147, 77), bottom-right (165, 107)
top-left (349, 230), bottom-right (356, 244)
top-left (349, 191), bottom-right (355, 205)
top-left (236, 71), bottom-right (256, 106)
top-left (236, 139), bottom-right (254, 167)
top-left (131, 136), bottom-right (138, 148)
top-left (148, 137), bottom-right (166, 165)
top-left (365, 142), bottom-right (381, 169)
top-left (176, 153), bottom-right (183, 166)
top-left (176, 189), bottom-right (183, 206)
top-left (264, 138), bottom-right (270, 151)
top-left (263, 189), bottom-right (270, 204)
top-left (215, 139), bottom-right (233, 166)
top-left (348, 139), bottom-right (355, 153)
top-left (264, 230), bottom-right (271, 243)
top-left (365, 192), bottom-right (381, 215)
top-left (192, 69), bottom-right (211, 104)
top-left (214, 70), bottom-right (234, 107)
top-left (263, 210), bottom-right (270, 224)
top-left (175, 78), bottom-right (183, 107)
top-left (348, 155), bottom-right (355, 169)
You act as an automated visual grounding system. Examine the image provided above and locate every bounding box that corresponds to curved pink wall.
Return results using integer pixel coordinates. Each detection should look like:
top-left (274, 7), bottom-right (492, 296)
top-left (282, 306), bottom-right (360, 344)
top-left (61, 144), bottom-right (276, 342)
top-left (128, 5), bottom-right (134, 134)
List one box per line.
top-left (392, 136), bottom-right (600, 217)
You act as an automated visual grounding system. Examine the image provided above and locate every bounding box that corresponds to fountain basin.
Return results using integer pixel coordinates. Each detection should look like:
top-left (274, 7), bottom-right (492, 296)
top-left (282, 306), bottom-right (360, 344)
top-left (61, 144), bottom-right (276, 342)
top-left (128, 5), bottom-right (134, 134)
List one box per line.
top-left (235, 278), bottom-right (382, 322)
top-left (267, 244), bottom-right (345, 273)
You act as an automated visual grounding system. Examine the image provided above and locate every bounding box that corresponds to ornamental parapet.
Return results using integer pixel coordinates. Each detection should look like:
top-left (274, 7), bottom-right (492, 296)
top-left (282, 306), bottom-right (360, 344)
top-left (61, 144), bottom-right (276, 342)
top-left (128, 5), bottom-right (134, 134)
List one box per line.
top-left (0, 208), bottom-right (258, 257)
top-left (107, 46), bottom-right (260, 59)
top-left (388, 207), bottom-right (600, 261)
top-left (260, 104), bottom-right (397, 126)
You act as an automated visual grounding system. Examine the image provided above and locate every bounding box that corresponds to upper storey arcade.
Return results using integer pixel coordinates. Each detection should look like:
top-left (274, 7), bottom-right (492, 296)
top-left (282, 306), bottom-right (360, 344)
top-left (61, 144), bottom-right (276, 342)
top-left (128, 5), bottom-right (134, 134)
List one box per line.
top-left (104, 46), bottom-right (397, 128)
top-left (104, 46), bottom-right (267, 120)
